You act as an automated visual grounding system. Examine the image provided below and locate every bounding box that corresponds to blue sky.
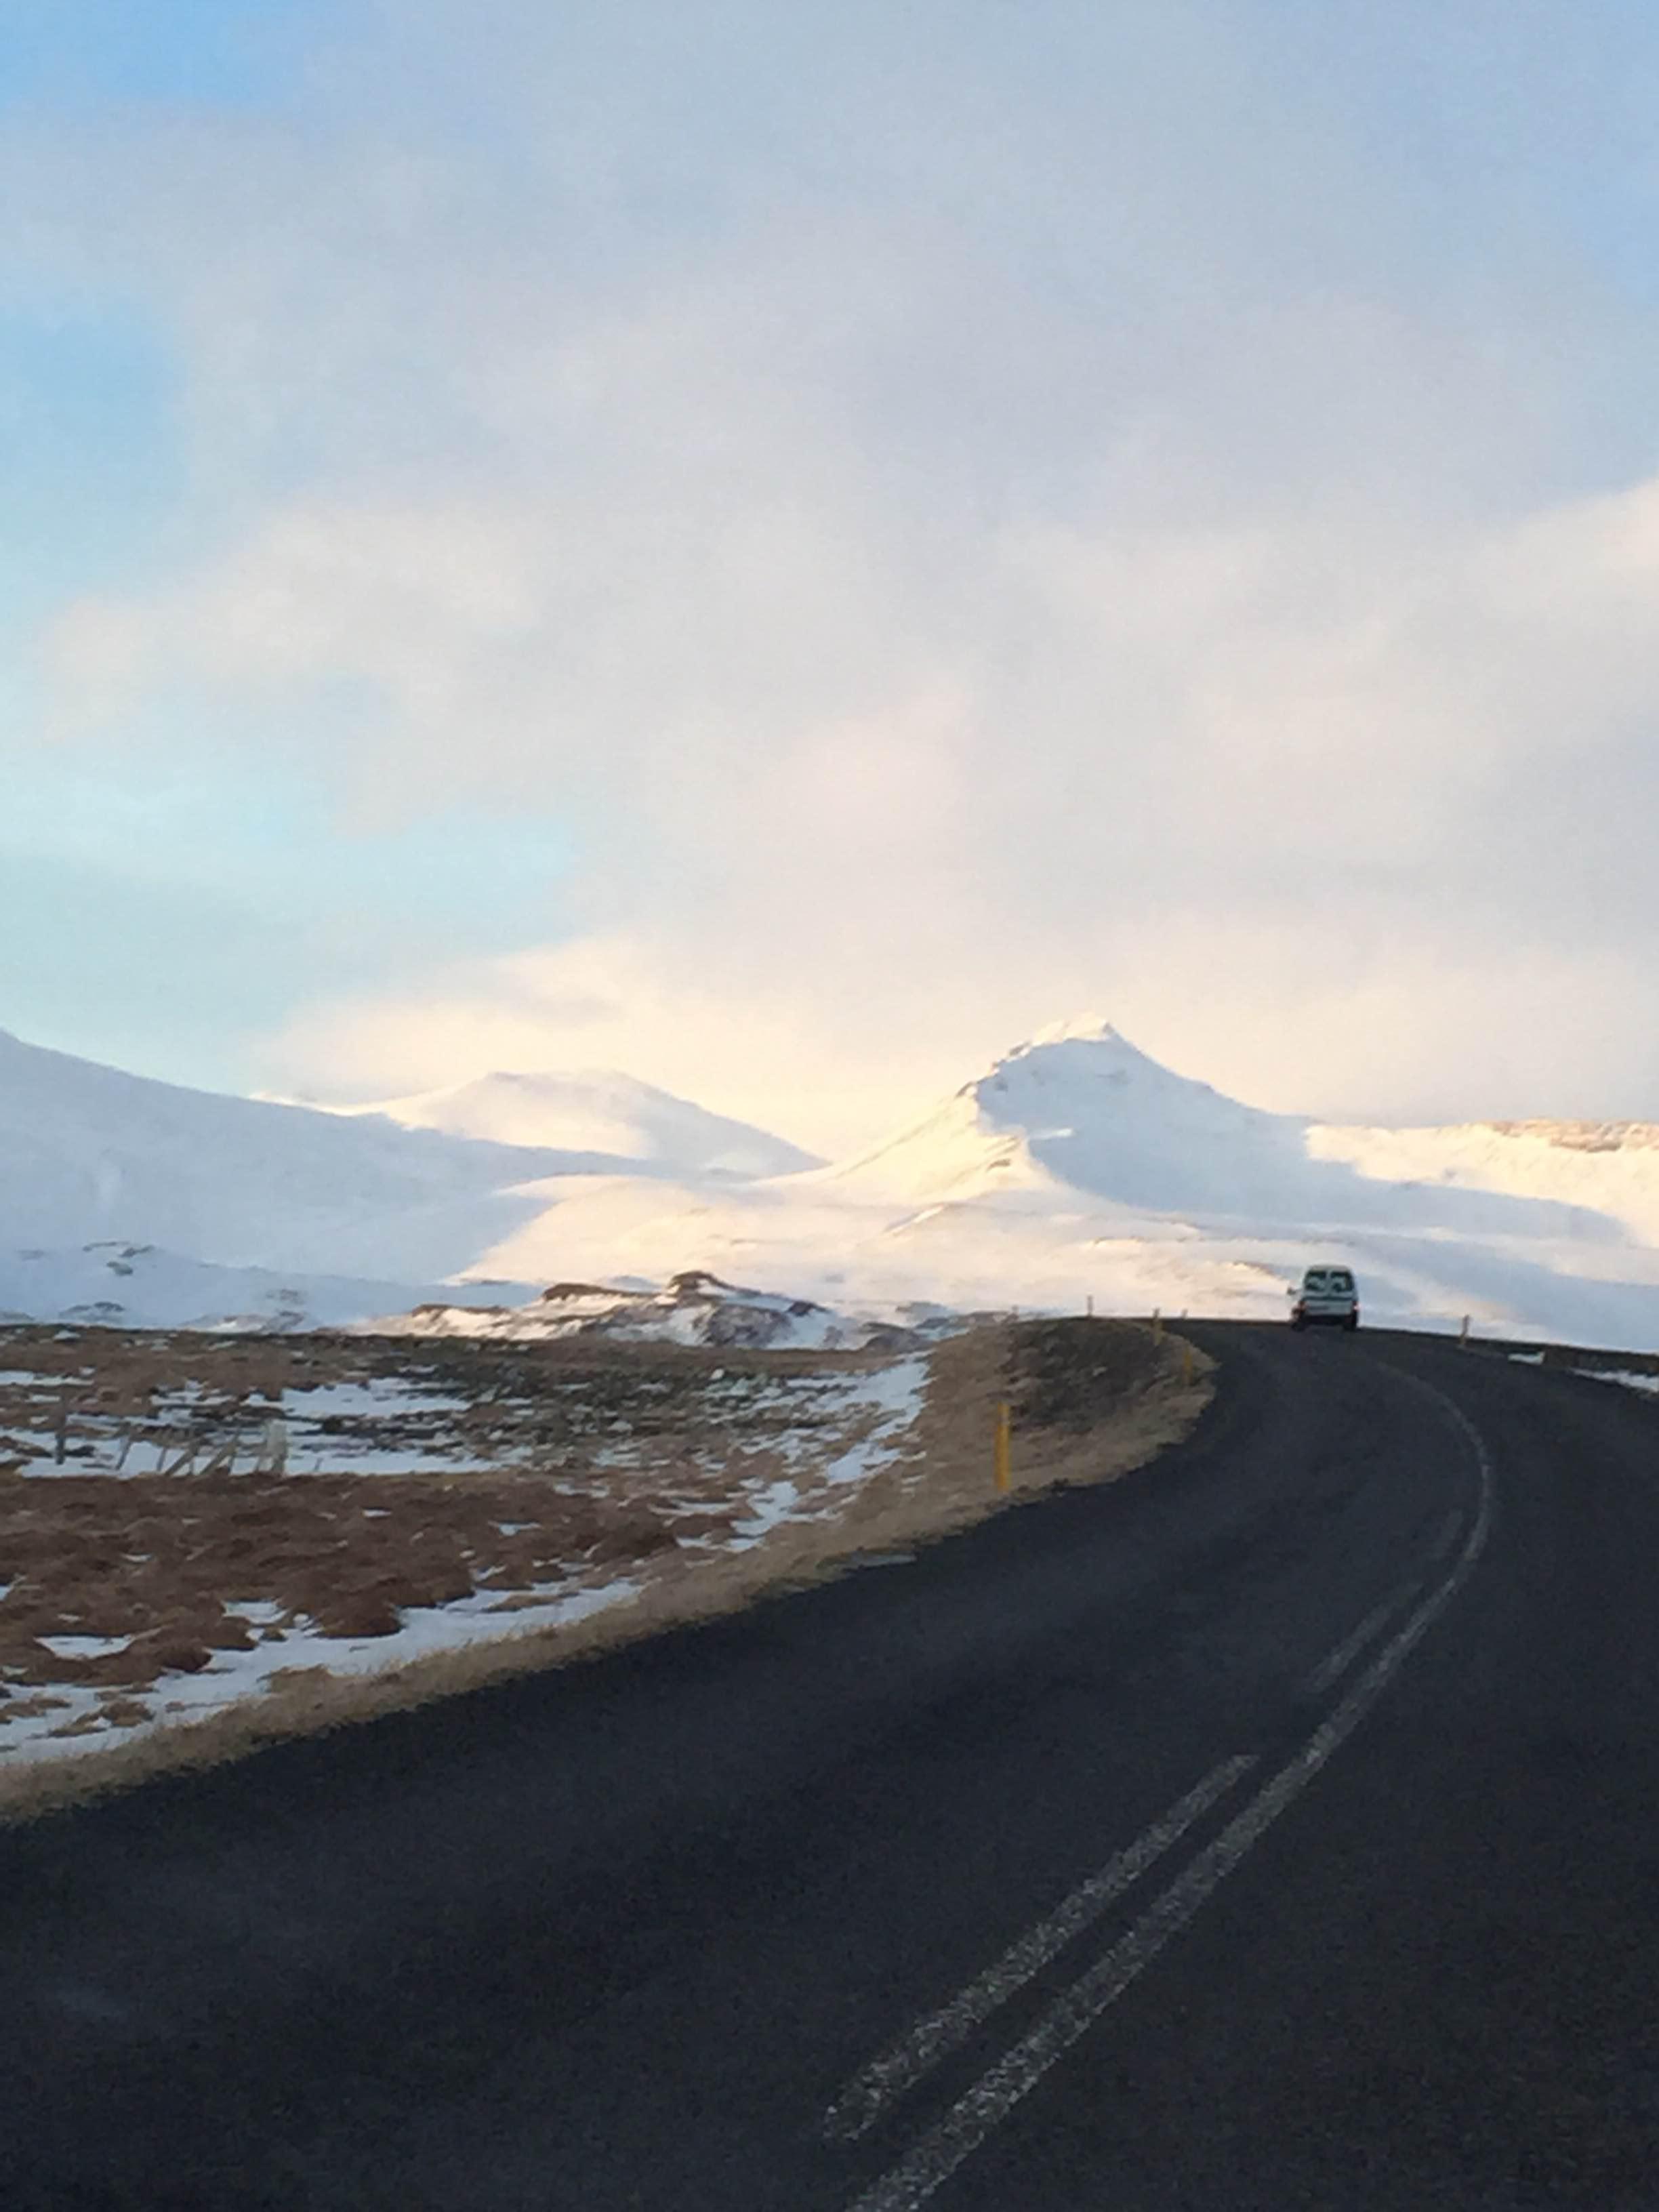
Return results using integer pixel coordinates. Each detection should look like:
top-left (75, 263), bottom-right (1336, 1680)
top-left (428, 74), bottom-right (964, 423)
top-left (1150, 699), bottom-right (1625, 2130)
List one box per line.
top-left (0, 0), bottom-right (321, 110)
top-left (0, 729), bottom-right (573, 1086)
top-left (7, 3), bottom-right (1659, 1140)
top-left (1, 0), bottom-right (580, 1092)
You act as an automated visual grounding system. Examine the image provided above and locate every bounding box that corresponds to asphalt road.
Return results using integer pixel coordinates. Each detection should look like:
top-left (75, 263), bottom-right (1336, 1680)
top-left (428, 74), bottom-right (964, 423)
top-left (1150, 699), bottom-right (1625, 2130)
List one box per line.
top-left (6, 1324), bottom-right (1659, 2211)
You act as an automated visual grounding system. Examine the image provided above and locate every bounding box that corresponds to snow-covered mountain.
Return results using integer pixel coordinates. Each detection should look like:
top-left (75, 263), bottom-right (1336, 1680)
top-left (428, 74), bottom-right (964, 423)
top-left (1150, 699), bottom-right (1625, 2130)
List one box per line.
top-left (9, 1017), bottom-right (1659, 1349)
top-left (472, 1021), bottom-right (1659, 1349)
top-left (0, 1029), bottom-right (805, 1319)
top-left (0, 1027), bottom-right (580, 1283)
top-left (836, 1020), bottom-right (1626, 1237)
top-left (337, 1069), bottom-right (817, 1179)
top-left (840, 1019), bottom-right (1308, 1211)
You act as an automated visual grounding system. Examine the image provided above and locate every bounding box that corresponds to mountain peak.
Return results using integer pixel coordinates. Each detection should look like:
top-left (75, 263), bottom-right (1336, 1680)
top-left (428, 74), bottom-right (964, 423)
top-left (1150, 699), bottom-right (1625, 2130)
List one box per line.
top-left (468, 1067), bottom-right (641, 1093)
top-left (1026, 1014), bottom-right (1126, 1048)
top-left (979, 1019), bottom-right (1190, 1097)
top-left (846, 1017), bottom-right (1291, 1207)
top-left (359, 1065), bottom-right (819, 1178)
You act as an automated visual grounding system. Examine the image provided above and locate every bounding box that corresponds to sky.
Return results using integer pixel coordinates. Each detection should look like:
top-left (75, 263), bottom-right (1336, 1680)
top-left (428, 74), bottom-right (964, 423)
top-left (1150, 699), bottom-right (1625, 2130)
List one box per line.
top-left (7, 1), bottom-right (1659, 1152)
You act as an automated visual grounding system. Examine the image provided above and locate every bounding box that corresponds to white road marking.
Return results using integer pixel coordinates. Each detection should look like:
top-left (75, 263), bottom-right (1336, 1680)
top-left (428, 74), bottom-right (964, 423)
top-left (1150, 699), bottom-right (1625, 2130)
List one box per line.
top-left (844, 1375), bottom-right (1493, 2212)
top-left (1302, 1578), bottom-right (1421, 1698)
top-left (1307, 1489), bottom-right (1465, 1696)
top-left (823, 1755), bottom-right (1254, 2144)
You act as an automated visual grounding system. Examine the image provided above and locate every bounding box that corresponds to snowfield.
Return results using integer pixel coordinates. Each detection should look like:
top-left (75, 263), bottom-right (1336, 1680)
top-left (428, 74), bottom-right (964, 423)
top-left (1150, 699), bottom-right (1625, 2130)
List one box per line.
top-left (0, 1240), bottom-right (539, 1336)
top-left (5, 1017), bottom-right (1659, 1348)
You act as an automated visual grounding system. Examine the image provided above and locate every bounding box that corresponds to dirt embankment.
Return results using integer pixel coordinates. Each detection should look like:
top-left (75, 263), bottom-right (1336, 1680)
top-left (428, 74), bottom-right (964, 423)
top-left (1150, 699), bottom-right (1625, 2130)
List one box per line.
top-left (819, 1315), bottom-right (1214, 1551)
top-left (0, 1319), bottom-right (1212, 1821)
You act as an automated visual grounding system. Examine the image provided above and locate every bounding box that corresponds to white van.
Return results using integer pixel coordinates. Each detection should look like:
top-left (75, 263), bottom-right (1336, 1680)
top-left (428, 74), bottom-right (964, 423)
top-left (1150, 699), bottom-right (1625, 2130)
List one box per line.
top-left (1291, 1266), bottom-right (1359, 1331)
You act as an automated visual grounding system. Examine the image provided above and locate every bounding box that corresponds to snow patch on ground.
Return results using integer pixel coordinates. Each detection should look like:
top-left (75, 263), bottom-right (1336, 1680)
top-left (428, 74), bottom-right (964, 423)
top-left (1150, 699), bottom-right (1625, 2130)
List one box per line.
top-left (0, 1369), bottom-right (501, 1478)
top-left (373, 1269), bottom-right (923, 1354)
top-left (0, 1341), bottom-right (929, 1774)
top-left (1, 1580), bottom-right (642, 1765)
top-left (726, 1354), bottom-right (927, 1544)
top-left (1578, 1367), bottom-right (1659, 1396)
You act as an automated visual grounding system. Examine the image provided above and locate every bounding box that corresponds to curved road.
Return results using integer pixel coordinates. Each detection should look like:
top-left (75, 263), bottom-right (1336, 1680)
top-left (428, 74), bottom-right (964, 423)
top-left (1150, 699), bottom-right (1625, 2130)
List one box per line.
top-left (5, 1325), bottom-right (1659, 2209)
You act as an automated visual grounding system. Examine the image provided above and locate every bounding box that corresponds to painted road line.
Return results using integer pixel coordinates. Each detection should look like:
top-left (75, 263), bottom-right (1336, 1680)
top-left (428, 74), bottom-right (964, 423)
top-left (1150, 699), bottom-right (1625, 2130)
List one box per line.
top-left (846, 1378), bottom-right (1493, 2212)
top-left (1302, 1578), bottom-right (1421, 1698)
top-left (822, 1756), bottom-right (1255, 2144)
top-left (1430, 1507), bottom-right (1463, 1563)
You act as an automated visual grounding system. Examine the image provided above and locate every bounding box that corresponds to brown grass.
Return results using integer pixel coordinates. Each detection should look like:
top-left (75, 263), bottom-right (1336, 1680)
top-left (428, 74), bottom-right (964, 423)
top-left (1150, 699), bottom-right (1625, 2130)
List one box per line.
top-left (0, 1320), bottom-right (1211, 1824)
top-left (0, 1460), bottom-right (702, 1683)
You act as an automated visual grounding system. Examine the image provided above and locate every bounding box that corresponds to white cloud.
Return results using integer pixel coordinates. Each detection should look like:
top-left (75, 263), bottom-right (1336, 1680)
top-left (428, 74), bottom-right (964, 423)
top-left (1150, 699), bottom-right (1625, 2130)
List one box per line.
top-left (264, 934), bottom-right (970, 1154)
top-left (15, 3), bottom-right (1659, 1139)
top-left (45, 408), bottom-right (1659, 1145)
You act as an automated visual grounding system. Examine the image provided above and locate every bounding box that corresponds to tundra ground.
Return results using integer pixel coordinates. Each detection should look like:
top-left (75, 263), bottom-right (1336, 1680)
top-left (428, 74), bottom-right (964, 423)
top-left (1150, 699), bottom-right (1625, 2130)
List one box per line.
top-left (0, 1317), bottom-right (1210, 1817)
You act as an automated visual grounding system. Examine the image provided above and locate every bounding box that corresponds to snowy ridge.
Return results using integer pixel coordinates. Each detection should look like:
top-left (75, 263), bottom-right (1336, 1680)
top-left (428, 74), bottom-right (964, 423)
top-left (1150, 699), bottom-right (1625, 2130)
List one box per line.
top-left (837, 1019), bottom-right (1659, 1233)
top-left (1489, 1120), bottom-right (1659, 1151)
top-left (333, 1068), bottom-right (818, 1179)
top-left (0, 1027), bottom-right (589, 1281)
top-left (0, 1029), bottom-right (807, 1296)
top-left (371, 1269), bottom-right (924, 1352)
top-left (1308, 1118), bottom-right (1659, 1244)
top-left (838, 1021), bottom-right (1304, 1213)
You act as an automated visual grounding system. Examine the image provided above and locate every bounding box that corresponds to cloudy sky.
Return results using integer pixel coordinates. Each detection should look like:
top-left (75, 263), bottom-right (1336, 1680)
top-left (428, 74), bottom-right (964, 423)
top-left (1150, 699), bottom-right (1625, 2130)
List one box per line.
top-left (7, 1), bottom-right (1659, 1151)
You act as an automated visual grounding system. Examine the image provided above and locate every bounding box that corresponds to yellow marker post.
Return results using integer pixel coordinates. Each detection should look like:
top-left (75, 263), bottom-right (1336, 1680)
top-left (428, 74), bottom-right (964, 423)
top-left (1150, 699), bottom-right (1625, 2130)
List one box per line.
top-left (1151, 1307), bottom-right (1163, 1345)
top-left (1459, 1314), bottom-right (1471, 1350)
top-left (994, 1399), bottom-right (1012, 1494)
